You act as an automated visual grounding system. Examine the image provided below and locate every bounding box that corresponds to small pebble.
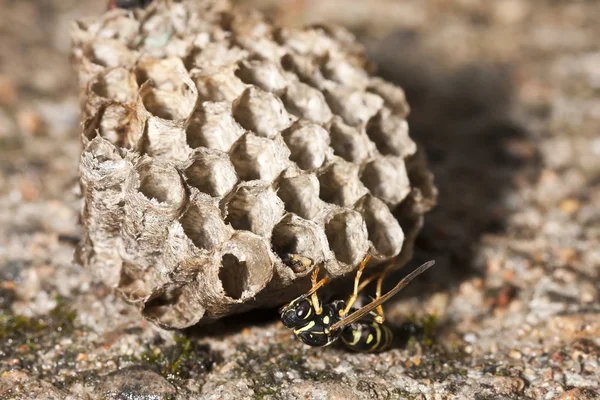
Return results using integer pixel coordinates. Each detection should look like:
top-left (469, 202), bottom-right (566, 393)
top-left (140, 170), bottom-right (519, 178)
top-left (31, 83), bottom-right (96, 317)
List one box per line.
top-left (509, 349), bottom-right (522, 359)
top-left (463, 333), bottom-right (477, 343)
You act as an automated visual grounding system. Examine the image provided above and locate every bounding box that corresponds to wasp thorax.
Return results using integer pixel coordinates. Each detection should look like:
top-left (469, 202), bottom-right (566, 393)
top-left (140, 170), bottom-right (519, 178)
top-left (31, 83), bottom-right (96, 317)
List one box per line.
top-left (72, 0), bottom-right (436, 328)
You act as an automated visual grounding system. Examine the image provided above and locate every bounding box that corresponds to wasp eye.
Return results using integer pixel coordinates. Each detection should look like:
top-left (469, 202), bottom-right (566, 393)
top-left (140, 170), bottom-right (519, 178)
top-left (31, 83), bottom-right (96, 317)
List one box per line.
top-left (295, 301), bottom-right (310, 319)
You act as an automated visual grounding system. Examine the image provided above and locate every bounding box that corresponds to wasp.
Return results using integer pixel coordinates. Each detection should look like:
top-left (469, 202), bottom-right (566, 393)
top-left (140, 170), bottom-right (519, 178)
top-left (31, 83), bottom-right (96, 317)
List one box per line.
top-left (108, 0), bottom-right (154, 9)
top-left (280, 255), bottom-right (435, 352)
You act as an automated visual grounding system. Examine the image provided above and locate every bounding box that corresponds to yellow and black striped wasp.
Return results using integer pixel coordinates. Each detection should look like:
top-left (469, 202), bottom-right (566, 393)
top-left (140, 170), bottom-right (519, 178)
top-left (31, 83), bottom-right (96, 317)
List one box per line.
top-left (280, 255), bottom-right (435, 352)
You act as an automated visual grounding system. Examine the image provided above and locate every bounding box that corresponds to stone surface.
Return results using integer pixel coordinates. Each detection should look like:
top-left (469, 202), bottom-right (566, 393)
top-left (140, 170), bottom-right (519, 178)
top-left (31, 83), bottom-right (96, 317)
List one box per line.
top-left (0, 0), bottom-right (599, 399)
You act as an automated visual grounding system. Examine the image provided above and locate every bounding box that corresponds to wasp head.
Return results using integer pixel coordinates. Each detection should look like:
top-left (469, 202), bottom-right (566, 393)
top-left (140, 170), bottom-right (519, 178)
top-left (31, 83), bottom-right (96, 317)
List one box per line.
top-left (280, 297), bottom-right (314, 328)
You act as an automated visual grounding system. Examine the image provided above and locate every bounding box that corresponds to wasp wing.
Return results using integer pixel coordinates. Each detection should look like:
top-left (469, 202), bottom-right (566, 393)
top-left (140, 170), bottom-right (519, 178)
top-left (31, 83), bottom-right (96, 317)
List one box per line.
top-left (329, 260), bottom-right (435, 331)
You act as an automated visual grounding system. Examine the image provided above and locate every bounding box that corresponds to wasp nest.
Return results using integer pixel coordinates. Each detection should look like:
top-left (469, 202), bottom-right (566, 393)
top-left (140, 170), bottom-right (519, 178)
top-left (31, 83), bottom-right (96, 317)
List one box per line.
top-left (71, 0), bottom-right (436, 328)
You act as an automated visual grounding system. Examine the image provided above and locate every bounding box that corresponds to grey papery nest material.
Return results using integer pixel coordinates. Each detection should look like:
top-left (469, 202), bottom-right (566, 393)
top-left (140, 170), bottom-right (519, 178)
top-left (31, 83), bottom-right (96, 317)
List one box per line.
top-left (71, 0), bottom-right (437, 328)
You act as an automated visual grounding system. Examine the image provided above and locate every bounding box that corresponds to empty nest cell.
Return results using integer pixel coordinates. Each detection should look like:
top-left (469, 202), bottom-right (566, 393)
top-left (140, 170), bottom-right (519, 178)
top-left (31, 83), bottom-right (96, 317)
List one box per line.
top-left (136, 58), bottom-right (197, 120)
top-left (366, 108), bottom-right (416, 158)
top-left (229, 132), bottom-right (290, 182)
top-left (281, 81), bottom-right (333, 124)
top-left (328, 117), bottom-right (372, 164)
top-left (324, 84), bottom-right (384, 127)
top-left (235, 59), bottom-right (289, 93)
top-left (84, 102), bottom-right (145, 149)
top-left (280, 53), bottom-right (326, 89)
top-left (367, 77), bottom-right (410, 117)
top-left (276, 169), bottom-right (324, 220)
top-left (324, 209), bottom-right (369, 267)
top-left (144, 117), bottom-right (190, 162)
top-left (191, 65), bottom-right (248, 103)
top-left (217, 232), bottom-right (273, 301)
top-left (183, 148), bottom-right (238, 197)
top-left (186, 101), bottom-right (245, 151)
top-left (222, 181), bottom-right (285, 238)
top-left (135, 159), bottom-right (186, 207)
top-left (185, 41), bottom-right (248, 71)
top-left (354, 195), bottom-right (404, 259)
top-left (232, 86), bottom-right (293, 139)
top-left (180, 201), bottom-right (230, 252)
top-left (282, 120), bottom-right (330, 170)
top-left (84, 39), bottom-right (136, 68)
top-left (320, 52), bottom-right (369, 89)
top-left (360, 157), bottom-right (411, 207)
top-left (318, 159), bottom-right (368, 207)
top-left (89, 67), bottom-right (138, 104)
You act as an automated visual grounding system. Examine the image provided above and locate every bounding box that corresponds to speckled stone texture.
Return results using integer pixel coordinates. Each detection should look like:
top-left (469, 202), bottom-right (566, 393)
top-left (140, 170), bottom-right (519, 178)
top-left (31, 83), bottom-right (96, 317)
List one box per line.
top-left (0, 0), bottom-right (599, 399)
top-left (70, 0), bottom-right (436, 328)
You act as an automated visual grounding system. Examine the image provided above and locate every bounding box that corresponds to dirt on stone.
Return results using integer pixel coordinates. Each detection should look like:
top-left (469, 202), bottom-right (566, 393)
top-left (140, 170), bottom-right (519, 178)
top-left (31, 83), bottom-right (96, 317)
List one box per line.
top-left (0, 0), bottom-right (599, 399)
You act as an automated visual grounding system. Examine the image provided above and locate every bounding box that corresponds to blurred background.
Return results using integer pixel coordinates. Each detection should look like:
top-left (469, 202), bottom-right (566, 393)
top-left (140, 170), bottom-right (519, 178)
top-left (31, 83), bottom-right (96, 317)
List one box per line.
top-left (0, 0), bottom-right (598, 398)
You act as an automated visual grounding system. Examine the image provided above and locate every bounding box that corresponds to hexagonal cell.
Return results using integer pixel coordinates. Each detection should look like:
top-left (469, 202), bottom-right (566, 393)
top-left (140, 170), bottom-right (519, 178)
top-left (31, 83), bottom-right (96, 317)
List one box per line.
top-left (324, 209), bottom-right (369, 266)
top-left (282, 120), bottom-right (331, 170)
top-left (222, 181), bottom-right (285, 238)
top-left (238, 37), bottom-right (286, 63)
top-left (185, 41), bottom-right (248, 70)
top-left (140, 84), bottom-right (195, 121)
top-left (91, 13), bottom-right (140, 46)
top-left (186, 101), bottom-right (245, 151)
top-left (232, 87), bottom-right (293, 139)
top-left (272, 214), bottom-right (329, 274)
top-left (180, 201), bottom-right (230, 251)
top-left (142, 284), bottom-right (206, 329)
top-left (235, 59), bottom-right (289, 93)
top-left (324, 84), bottom-right (383, 127)
top-left (135, 58), bottom-right (190, 91)
top-left (321, 52), bottom-right (369, 88)
top-left (318, 159), bottom-right (369, 207)
top-left (354, 195), bottom-right (404, 259)
top-left (136, 159), bottom-right (186, 207)
top-left (329, 117), bottom-right (372, 164)
top-left (361, 157), bottom-right (410, 207)
top-left (183, 148), bottom-right (238, 197)
top-left (281, 81), bottom-right (333, 124)
top-left (228, 13), bottom-right (287, 62)
top-left (83, 102), bottom-right (145, 150)
top-left (144, 116), bottom-right (190, 162)
top-left (276, 170), bottom-right (324, 220)
top-left (217, 231), bottom-right (274, 300)
top-left (229, 133), bottom-right (290, 182)
top-left (275, 27), bottom-right (339, 57)
top-left (80, 137), bottom-right (130, 185)
top-left (366, 108), bottom-right (416, 158)
top-left (191, 65), bottom-right (248, 103)
top-left (136, 58), bottom-right (197, 121)
top-left (90, 67), bottom-right (138, 103)
top-left (84, 39), bottom-right (136, 68)
top-left (367, 77), bottom-right (410, 117)
top-left (280, 53), bottom-right (326, 88)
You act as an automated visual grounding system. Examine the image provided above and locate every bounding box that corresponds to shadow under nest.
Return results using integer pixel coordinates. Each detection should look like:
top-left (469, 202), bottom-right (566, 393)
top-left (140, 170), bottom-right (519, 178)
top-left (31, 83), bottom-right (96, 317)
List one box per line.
top-left (184, 31), bottom-right (542, 343)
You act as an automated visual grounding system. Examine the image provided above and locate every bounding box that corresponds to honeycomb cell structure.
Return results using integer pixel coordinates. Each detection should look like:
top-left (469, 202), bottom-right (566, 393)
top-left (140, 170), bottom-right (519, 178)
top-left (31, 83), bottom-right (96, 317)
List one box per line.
top-left (72, 0), bottom-right (437, 328)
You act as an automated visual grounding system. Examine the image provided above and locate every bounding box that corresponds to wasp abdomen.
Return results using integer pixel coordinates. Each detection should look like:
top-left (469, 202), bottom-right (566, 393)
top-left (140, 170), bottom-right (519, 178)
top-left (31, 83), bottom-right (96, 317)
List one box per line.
top-left (341, 319), bottom-right (393, 353)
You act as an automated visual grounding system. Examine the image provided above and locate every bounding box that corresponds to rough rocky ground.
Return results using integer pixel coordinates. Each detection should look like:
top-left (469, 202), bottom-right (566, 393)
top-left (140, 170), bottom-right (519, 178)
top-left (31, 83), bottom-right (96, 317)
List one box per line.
top-left (0, 0), bottom-right (599, 399)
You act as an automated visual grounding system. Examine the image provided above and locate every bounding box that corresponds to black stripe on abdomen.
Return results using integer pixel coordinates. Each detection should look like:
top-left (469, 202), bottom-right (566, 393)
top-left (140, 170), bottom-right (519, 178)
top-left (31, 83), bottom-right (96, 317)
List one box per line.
top-left (341, 321), bottom-right (393, 352)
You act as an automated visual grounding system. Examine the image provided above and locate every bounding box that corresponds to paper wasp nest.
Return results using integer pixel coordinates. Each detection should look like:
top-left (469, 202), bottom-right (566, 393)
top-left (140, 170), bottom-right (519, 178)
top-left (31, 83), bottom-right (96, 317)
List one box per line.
top-left (71, 0), bottom-right (436, 328)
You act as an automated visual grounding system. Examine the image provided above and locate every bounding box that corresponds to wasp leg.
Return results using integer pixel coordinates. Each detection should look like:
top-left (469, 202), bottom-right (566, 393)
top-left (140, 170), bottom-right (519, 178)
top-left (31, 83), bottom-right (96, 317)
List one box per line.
top-left (340, 254), bottom-right (372, 318)
top-left (373, 260), bottom-right (398, 323)
top-left (306, 266), bottom-right (329, 315)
